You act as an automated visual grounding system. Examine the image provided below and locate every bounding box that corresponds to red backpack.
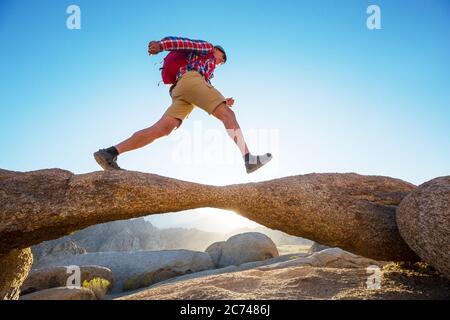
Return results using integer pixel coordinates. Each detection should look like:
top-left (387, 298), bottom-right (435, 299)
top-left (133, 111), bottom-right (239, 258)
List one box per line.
top-left (160, 51), bottom-right (189, 85)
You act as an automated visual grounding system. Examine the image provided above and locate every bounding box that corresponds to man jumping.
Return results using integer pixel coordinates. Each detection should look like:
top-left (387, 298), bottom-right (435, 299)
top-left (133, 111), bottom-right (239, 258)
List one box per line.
top-left (94, 36), bottom-right (272, 174)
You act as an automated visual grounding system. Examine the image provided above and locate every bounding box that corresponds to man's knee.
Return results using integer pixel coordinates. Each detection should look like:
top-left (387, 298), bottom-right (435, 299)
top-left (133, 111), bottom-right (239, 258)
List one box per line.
top-left (156, 116), bottom-right (181, 136)
top-left (213, 103), bottom-right (235, 123)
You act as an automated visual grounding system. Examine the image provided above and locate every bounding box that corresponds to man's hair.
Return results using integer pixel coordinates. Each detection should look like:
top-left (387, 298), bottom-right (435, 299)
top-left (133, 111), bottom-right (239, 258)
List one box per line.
top-left (214, 45), bottom-right (227, 63)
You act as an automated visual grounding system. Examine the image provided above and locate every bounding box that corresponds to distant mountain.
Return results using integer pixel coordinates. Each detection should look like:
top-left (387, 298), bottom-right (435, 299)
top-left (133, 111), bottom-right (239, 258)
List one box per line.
top-left (145, 208), bottom-right (260, 234)
top-left (32, 217), bottom-right (311, 266)
top-left (33, 240), bottom-right (87, 261)
top-left (31, 218), bottom-right (224, 264)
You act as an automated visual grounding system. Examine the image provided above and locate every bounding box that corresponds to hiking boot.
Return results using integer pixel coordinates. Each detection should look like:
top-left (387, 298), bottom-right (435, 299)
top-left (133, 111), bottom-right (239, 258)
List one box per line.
top-left (93, 149), bottom-right (122, 171)
top-left (244, 153), bottom-right (273, 174)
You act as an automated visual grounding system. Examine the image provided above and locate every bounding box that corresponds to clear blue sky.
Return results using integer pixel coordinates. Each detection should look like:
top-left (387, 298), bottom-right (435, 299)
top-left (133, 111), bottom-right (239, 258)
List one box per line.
top-left (1, 0), bottom-right (449, 188)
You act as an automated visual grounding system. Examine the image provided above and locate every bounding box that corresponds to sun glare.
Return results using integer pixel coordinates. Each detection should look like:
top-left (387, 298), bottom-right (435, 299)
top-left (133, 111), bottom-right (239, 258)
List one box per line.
top-left (147, 208), bottom-right (261, 234)
top-left (199, 208), bottom-right (261, 234)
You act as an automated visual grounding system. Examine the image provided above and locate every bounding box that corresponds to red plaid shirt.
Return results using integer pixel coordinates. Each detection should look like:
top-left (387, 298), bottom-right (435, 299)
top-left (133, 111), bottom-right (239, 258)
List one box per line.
top-left (159, 36), bottom-right (216, 83)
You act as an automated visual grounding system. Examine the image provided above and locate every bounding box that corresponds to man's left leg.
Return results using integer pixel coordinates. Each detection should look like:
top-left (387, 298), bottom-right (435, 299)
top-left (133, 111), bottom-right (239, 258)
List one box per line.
top-left (212, 103), bottom-right (272, 173)
top-left (181, 74), bottom-right (272, 173)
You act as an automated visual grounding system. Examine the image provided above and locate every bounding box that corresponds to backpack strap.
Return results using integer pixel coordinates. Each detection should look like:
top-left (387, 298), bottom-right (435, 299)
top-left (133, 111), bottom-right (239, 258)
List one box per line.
top-left (169, 82), bottom-right (177, 94)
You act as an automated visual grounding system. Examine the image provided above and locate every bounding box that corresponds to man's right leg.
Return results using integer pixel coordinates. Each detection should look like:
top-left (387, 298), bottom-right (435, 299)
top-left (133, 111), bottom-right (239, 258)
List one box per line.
top-left (94, 115), bottom-right (181, 170)
top-left (182, 72), bottom-right (273, 174)
top-left (212, 102), bottom-right (250, 157)
top-left (212, 103), bottom-right (272, 174)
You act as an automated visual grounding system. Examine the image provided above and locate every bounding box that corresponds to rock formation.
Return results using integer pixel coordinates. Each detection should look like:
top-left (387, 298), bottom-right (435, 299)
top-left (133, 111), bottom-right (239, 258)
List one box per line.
top-left (397, 176), bottom-right (450, 278)
top-left (0, 168), bottom-right (423, 298)
top-left (0, 248), bottom-right (33, 300)
top-left (0, 168), bottom-right (417, 261)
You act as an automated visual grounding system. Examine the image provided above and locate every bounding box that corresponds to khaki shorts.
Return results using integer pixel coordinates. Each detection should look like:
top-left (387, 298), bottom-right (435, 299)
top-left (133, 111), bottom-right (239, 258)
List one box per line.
top-left (163, 71), bottom-right (226, 127)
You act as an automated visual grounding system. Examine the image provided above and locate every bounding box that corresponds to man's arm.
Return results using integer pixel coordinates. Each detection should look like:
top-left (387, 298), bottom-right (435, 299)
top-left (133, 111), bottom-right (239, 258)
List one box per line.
top-left (148, 36), bottom-right (214, 55)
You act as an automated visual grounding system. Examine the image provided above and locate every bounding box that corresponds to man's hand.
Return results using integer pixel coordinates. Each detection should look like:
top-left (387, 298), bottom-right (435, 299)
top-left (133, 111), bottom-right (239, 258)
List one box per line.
top-left (148, 41), bottom-right (162, 55)
top-left (225, 98), bottom-right (235, 107)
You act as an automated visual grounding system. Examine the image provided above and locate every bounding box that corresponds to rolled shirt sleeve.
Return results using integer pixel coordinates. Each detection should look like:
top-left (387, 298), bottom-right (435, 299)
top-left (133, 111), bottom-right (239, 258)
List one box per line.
top-left (159, 36), bottom-right (214, 55)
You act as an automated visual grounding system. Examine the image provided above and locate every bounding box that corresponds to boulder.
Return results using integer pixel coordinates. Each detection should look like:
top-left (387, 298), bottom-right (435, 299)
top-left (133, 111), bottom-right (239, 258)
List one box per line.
top-left (33, 249), bottom-right (214, 292)
top-left (205, 241), bottom-right (226, 267)
top-left (397, 176), bottom-right (450, 278)
top-left (210, 233), bottom-right (279, 268)
top-left (20, 265), bottom-right (114, 295)
top-left (19, 287), bottom-right (96, 300)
